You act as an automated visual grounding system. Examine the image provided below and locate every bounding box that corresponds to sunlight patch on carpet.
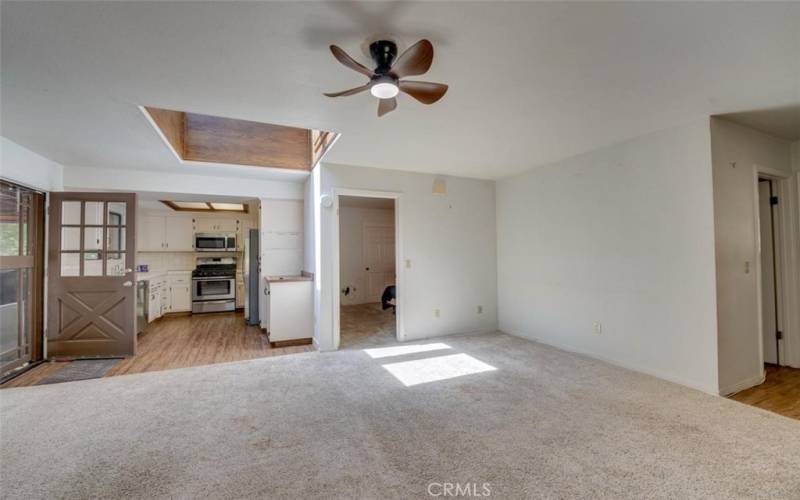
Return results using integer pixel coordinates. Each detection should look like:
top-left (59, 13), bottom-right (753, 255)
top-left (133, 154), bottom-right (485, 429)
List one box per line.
top-left (381, 353), bottom-right (496, 386)
top-left (363, 342), bottom-right (451, 359)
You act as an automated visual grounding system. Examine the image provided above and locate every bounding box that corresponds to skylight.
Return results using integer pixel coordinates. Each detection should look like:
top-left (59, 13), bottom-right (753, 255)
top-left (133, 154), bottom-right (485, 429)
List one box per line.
top-left (173, 201), bottom-right (212, 210)
top-left (209, 203), bottom-right (245, 211)
top-left (160, 201), bottom-right (248, 213)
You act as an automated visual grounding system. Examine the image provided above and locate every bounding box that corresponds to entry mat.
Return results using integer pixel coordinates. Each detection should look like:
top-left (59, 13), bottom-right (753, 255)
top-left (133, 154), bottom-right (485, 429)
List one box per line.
top-left (36, 359), bottom-right (121, 385)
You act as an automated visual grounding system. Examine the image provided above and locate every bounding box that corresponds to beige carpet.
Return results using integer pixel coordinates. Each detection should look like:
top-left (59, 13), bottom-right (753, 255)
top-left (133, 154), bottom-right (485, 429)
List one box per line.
top-left (1, 332), bottom-right (799, 499)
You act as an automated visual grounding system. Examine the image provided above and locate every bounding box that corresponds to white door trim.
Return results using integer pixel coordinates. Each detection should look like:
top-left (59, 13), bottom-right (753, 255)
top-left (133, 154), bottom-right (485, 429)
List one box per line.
top-left (752, 165), bottom-right (800, 369)
top-left (331, 188), bottom-right (404, 349)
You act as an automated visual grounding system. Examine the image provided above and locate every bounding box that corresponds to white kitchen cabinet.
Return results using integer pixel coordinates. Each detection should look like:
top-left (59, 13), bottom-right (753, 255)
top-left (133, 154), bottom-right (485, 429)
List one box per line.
top-left (195, 217), bottom-right (240, 233)
top-left (138, 215), bottom-right (166, 252)
top-left (164, 217), bottom-right (195, 251)
top-left (265, 278), bottom-right (313, 343)
top-left (168, 272), bottom-right (192, 312)
top-left (236, 272), bottom-right (245, 308)
top-left (147, 277), bottom-right (166, 322)
top-left (138, 215), bottom-right (194, 251)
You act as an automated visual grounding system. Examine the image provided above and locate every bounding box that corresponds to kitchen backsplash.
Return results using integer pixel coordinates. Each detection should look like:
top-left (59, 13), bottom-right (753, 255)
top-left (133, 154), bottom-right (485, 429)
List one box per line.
top-left (135, 251), bottom-right (244, 273)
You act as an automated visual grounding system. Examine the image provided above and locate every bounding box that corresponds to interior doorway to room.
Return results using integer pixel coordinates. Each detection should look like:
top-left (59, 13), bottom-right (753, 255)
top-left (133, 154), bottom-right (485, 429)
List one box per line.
top-left (337, 195), bottom-right (398, 349)
top-left (0, 180), bottom-right (45, 380)
top-left (757, 178), bottom-right (783, 366)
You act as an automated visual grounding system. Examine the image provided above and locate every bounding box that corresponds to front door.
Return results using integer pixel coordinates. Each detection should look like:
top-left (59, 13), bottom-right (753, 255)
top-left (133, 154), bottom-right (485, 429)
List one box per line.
top-left (47, 193), bottom-right (137, 358)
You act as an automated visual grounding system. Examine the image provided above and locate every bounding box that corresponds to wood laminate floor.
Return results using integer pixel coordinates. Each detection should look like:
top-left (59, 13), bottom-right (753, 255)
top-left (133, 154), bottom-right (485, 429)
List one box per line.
top-left (729, 365), bottom-right (800, 420)
top-left (339, 302), bottom-right (397, 349)
top-left (1, 311), bottom-right (313, 389)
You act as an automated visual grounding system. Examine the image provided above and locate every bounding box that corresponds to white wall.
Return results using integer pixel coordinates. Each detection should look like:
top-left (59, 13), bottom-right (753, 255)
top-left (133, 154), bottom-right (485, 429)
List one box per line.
top-left (316, 163), bottom-right (497, 351)
top-left (1, 136), bottom-right (63, 191)
top-left (259, 198), bottom-right (304, 329)
top-left (497, 120), bottom-right (720, 394)
top-left (339, 206), bottom-right (394, 305)
top-left (63, 165), bottom-right (304, 200)
top-left (710, 118), bottom-right (795, 394)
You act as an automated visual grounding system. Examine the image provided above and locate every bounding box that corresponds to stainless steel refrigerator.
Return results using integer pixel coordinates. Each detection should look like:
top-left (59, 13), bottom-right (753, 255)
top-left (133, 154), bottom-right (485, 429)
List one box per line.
top-left (243, 229), bottom-right (260, 325)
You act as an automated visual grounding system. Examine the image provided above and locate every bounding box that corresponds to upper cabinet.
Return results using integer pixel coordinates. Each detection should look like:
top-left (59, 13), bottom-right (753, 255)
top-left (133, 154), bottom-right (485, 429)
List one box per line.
top-left (165, 217), bottom-right (195, 251)
top-left (138, 215), bottom-right (194, 252)
top-left (194, 218), bottom-right (240, 233)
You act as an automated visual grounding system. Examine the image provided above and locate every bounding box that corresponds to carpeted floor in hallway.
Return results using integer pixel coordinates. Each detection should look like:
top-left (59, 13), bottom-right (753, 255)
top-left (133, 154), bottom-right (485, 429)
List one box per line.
top-left (1, 331), bottom-right (799, 499)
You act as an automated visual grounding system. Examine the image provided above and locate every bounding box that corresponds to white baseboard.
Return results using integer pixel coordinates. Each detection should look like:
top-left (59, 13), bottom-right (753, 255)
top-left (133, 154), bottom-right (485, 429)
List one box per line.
top-left (499, 329), bottom-right (720, 395)
top-left (719, 372), bottom-right (766, 397)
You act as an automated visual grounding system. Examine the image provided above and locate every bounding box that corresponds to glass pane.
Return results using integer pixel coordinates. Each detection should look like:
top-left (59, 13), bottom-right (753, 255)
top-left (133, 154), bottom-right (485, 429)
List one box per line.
top-left (107, 202), bottom-right (126, 226)
top-left (0, 189), bottom-right (19, 256)
top-left (60, 253), bottom-right (80, 277)
top-left (61, 227), bottom-right (81, 251)
top-left (84, 201), bottom-right (103, 225)
top-left (107, 227), bottom-right (125, 254)
top-left (84, 227), bottom-right (103, 250)
top-left (83, 252), bottom-right (102, 276)
top-left (62, 201), bottom-right (81, 225)
top-left (106, 252), bottom-right (126, 276)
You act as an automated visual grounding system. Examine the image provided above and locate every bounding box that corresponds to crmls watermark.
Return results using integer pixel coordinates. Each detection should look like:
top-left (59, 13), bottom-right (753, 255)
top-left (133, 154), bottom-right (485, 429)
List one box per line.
top-left (427, 482), bottom-right (491, 497)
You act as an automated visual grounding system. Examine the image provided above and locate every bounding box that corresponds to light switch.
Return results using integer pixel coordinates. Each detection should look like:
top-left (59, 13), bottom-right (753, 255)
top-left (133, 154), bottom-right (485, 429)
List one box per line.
top-left (405, 259), bottom-right (411, 268)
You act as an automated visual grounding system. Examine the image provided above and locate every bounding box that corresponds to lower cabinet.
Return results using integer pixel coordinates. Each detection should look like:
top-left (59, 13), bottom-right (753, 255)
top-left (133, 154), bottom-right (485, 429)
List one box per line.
top-left (168, 272), bottom-right (192, 313)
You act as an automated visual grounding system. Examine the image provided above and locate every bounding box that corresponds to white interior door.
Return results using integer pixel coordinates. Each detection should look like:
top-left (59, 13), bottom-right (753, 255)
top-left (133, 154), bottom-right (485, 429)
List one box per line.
top-left (758, 180), bottom-right (778, 364)
top-left (363, 225), bottom-right (395, 303)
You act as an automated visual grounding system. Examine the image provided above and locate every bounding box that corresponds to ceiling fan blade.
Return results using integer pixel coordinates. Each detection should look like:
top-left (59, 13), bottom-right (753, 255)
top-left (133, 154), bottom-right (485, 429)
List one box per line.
top-left (391, 39), bottom-right (434, 78)
top-left (377, 97), bottom-right (397, 117)
top-left (399, 81), bottom-right (448, 104)
top-left (329, 45), bottom-right (374, 78)
top-left (323, 83), bottom-right (372, 98)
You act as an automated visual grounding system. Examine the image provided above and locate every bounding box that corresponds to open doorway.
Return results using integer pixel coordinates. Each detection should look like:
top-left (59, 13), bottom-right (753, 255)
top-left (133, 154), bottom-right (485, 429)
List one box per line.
top-left (757, 177), bottom-right (782, 367)
top-left (337, 195), bottom-right (398, 349)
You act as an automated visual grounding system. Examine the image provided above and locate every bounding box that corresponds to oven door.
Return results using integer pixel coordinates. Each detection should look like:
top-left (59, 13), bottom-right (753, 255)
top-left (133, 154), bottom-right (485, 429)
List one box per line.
top-left (192, 277), bottom-right (236, 301)
top-left (195, 235), bottom-right (227, 252)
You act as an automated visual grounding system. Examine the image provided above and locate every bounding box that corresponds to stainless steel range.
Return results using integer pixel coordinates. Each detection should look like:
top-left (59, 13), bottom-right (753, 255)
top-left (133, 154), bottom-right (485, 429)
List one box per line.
top-left (192, 257), bottom-right (236, 313)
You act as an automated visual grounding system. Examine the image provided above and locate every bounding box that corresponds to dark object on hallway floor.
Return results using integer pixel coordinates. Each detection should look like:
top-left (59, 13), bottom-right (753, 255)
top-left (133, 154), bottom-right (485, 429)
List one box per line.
top-left (36, 359), bottom-right (121, 385)
top-left (381, 285), bottom-right (396, 313)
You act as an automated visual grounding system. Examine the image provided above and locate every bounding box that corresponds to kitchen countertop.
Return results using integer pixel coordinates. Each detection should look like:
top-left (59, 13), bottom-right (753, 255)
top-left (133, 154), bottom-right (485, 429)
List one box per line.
top-left (265, 275), bottom-right (313, 283)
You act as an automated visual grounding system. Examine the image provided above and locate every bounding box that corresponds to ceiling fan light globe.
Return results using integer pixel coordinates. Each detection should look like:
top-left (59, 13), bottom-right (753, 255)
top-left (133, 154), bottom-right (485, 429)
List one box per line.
top-left (371, 82), bottom-right (399, 99)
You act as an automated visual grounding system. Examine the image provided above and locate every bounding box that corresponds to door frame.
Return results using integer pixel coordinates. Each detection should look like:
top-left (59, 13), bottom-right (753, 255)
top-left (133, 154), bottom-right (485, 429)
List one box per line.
top-left (331, 188), bottom-right (404, 348)
top-left (752, 165), bottom-right (800, 370)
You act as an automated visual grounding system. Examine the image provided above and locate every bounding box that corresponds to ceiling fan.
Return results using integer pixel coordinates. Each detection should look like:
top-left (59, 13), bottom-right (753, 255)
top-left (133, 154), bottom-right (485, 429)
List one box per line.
top-left (323, 39), bottom-right (448, 117)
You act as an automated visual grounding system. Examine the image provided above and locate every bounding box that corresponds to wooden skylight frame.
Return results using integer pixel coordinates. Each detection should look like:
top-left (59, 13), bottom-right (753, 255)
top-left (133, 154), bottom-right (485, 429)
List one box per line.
top-left (141, 106), bottom-right (339, 171)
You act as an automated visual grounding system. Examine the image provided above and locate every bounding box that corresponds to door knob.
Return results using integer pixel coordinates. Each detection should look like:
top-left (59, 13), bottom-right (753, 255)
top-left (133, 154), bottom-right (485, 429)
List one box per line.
top-left (122, 281), bottom-right (133, 287)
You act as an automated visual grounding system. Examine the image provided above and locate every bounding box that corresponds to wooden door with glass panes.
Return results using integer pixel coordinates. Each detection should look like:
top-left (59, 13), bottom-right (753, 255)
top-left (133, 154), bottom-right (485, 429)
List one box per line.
top-left (47, 193), bottom-right (137, 358)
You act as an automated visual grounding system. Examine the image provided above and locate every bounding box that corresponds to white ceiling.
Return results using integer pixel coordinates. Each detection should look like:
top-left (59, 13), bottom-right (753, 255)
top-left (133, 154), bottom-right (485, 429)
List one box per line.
top-left (717, 105), bottom-right (800, 141)
top-left (2, 2), bottom-right (798, 180)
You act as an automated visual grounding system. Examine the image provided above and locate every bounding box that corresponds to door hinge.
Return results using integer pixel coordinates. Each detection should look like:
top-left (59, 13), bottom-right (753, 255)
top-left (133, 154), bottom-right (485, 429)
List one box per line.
top-left (770, 196), bottom-right (779, 206)
top-left (776, 330), bottom-right (783, 340)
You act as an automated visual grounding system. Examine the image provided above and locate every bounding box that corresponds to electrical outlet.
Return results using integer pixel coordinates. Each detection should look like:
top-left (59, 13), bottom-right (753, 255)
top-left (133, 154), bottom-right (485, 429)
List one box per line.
top-left (434, 309), bottom-right (440, 318)
top-left (593, 322), bottom-right (602, 335)
top-left (477, 305), bottom-right (483, 314)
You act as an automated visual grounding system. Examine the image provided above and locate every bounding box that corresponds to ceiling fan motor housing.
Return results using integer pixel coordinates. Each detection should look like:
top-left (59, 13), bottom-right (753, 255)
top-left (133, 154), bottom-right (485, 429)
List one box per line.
top-left (369, 40), bottom-right (398, 74)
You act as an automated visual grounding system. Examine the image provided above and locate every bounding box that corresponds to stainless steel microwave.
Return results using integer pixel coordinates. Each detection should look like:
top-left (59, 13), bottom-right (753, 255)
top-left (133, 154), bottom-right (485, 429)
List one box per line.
top-left (194, 233), bottom-right (237, 252)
